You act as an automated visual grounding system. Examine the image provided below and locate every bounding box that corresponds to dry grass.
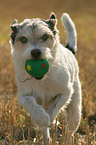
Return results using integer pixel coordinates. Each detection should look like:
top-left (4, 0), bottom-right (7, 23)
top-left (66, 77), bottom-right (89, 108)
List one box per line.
top-left (0, 0), bottom-right (96, 144)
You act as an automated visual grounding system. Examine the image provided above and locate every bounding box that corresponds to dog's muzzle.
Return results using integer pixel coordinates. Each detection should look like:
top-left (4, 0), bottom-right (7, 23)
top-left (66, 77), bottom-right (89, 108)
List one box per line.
top-left (31, 49), bottom-right (41, 59)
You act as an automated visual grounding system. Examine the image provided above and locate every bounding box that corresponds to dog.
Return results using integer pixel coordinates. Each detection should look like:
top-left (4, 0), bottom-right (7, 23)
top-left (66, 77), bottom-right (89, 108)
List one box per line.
top-left (10, 13), bottom-right (82, 144)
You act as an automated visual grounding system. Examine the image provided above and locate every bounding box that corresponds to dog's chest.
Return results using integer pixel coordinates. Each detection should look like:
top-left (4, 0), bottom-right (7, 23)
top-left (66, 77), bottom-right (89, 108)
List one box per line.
top-left (32, 78), bottom-right (63, 107)
top-left (18, 76), bottom-right (64, 108)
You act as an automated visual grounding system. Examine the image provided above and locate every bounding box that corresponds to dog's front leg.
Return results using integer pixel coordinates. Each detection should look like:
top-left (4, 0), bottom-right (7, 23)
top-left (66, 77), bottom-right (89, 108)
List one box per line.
top-left (18, 96), bottom-right (50, 128)
top-left (47, 86), bottom-right (73, 123)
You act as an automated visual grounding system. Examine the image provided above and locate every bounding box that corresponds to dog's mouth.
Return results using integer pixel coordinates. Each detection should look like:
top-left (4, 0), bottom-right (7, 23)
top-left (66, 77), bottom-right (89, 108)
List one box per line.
top-left (35, 76), bottom-right (44, 80)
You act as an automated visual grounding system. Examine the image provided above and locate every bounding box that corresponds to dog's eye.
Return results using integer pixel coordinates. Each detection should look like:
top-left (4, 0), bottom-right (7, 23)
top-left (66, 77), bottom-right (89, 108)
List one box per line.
top-left (41, 34), bottom-right (48, 41)
top-left (19, 36), bottom-right (28, 44)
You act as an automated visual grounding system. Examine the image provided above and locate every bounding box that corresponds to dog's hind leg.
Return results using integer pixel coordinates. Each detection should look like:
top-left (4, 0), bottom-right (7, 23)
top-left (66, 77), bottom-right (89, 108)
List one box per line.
top-left (66, 76), bottom-right (82, 144)
top-left (43, 128), bottom-right (50, 145)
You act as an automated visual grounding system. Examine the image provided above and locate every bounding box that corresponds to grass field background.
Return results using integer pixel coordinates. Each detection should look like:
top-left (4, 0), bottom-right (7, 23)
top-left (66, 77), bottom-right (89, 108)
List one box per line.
top-left (0, 0), bottom-right (96, 144)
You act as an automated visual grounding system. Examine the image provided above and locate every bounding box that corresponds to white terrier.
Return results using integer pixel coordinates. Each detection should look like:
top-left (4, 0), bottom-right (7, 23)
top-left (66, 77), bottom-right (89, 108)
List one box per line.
top-left (10, 13), bottom-right (82, 144)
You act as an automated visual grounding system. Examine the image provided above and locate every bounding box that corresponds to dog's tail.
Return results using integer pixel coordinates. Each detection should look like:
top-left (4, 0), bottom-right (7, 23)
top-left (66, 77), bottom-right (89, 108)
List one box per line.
top-left (61, 13), bottom-right (77, 55)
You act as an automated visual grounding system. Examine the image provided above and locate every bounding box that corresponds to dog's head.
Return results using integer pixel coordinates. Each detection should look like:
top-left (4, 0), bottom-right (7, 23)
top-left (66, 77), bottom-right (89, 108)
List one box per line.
top-left (10, 13), bottom-right (59, 68)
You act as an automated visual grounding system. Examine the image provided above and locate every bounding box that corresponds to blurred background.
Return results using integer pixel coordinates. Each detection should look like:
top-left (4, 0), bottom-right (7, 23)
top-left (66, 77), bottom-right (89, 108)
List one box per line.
top-left (0, 0), bottom-right (96, 144)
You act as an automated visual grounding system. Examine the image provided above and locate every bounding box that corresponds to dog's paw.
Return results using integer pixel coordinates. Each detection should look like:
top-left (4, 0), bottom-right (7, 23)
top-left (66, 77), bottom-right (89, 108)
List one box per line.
top-left (31, 106), bottom-right (50, 128)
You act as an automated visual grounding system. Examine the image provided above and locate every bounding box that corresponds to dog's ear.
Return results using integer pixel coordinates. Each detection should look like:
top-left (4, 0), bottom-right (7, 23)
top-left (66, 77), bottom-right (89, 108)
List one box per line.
top-left (10, 19), bottom-right (19, 45)
top-left (49, 12), bottom-right (57, 27)
top-left (45, 12), bottom-right (58, 35)
top-left (49, 12), bottom-right (56, 20)
top-left (10, 19), bottom-right (18, 31)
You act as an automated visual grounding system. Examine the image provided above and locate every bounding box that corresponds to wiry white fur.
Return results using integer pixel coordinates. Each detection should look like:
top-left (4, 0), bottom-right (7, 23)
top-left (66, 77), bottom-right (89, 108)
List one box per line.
top-left (10, 13), bottom-right (82, 144)
top-left (23, 46), bottom-right (52, 61)
top-left (61, 13), bottom-right (77, 52)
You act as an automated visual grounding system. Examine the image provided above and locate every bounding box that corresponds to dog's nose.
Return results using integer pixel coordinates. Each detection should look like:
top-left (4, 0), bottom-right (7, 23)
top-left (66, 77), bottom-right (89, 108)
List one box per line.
top-left (31, 49), bottom-right (41, 58)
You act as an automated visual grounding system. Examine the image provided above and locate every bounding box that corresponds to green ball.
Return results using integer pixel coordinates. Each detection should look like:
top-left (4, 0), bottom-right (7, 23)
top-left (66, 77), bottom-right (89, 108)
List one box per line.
top-left (25, 59), bottom-right (49, 79)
